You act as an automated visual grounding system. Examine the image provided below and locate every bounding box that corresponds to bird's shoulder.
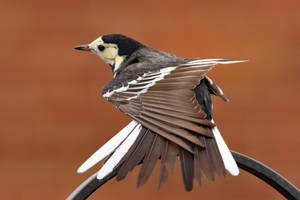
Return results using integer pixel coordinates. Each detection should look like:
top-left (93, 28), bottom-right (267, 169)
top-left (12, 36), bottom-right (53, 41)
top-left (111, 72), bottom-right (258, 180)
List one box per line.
top-left (102, 47), bottom-right (186, 95)
top-left (101, 62), bottom-right (163, 96)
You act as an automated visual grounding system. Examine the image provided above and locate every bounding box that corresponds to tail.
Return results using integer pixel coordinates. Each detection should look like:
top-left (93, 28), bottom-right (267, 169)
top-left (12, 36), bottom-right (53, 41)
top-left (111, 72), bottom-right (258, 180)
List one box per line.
top-left (77, 120), bottom-right (238, 190)
top-left (212, 120), bottom-right (239, 176)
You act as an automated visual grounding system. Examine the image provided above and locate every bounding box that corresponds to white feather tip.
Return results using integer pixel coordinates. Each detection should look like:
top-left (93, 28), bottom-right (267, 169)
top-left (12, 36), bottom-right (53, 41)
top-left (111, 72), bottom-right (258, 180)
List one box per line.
top-left (211, 120), bottom-right (239, 176)
top-left (77, 121), bottom-right (138, 173)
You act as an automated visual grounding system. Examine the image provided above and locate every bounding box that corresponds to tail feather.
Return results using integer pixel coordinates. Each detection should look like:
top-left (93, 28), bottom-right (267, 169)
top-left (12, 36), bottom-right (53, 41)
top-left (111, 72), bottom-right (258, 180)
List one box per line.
top-left (158, 141), bottom-right (169, 189)
top-left (115, 127), bottom-right (149, 181)
top-left (116, 128), bottom-right (153, 181)
top-left (97, 123), bottom-right (142, 179)
top-left (77, 121), bottom-right (138, 173)
top-left (212, 121), bottom-right (239, 176)
top-left (193, 147), bottom-right (202, 186)
top-left (158, 141), bottom-right (177, 189)
top-left (137, 132), bottom-right (164, 187)
top-left (77, 120), bottom-right (238, 190)
top-left (206, 138), bottom-right (226, 176)
top-left (197, 137), bottom-right (216, 181)
top-left (179, 147), bottom-right (194, 191)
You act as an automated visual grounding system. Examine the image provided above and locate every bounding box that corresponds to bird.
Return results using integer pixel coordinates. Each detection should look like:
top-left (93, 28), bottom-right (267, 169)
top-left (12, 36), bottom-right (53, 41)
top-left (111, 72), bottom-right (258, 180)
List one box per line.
top-left (74, 34), bottom-right (246, 191)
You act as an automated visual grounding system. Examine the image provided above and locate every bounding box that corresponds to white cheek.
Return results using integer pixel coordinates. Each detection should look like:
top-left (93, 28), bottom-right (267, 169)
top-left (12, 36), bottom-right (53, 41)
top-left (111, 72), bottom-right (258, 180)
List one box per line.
top-left (96, 52), bottom-right (105, 60)
top-left (102, 47), bottom-right (117, 60)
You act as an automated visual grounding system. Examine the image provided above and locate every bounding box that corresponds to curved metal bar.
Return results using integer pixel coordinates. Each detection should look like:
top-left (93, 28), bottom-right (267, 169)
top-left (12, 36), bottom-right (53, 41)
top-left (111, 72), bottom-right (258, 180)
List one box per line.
top-left (231, 151), bottom-right (300, 200)
top-left (66, 168), bottom-right (119, 200)
top-left (66, 151), bottom-right (300, 200)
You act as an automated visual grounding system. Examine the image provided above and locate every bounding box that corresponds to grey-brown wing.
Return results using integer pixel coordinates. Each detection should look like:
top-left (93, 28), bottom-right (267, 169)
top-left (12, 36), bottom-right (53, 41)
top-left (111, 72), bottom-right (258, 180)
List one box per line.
top-left (83, 59), bottom-right (244, 190)
top-left (104, 61), bottom-right (217, 152)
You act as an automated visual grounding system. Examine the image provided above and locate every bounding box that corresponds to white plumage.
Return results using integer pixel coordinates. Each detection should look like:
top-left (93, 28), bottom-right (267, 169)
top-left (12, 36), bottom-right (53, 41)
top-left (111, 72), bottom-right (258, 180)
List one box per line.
top-left (186, 59), bottom-right (247, 65)
top-left (77, 120), bottom-right (138, 173)
top-left (211, 120), bottom-right (239, 176)
top-left (97, 123), bottom-right (142, 179)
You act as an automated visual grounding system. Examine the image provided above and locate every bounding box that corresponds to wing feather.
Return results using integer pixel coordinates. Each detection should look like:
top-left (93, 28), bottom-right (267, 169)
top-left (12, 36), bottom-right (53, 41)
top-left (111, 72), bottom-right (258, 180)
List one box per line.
top-left (138, 114), bottom-right (204, 147)
top-left (142, 110), bottom-right (214, 137)
top-left (143, 106), bottom-right (214, 126)
top-left (131, 116), bottom-right (194, 153)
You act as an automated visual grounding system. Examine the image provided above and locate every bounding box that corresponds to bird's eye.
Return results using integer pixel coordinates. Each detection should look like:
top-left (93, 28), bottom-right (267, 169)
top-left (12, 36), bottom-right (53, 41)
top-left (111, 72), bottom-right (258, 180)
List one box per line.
top-left (98, 45), bottom-right (105, 51)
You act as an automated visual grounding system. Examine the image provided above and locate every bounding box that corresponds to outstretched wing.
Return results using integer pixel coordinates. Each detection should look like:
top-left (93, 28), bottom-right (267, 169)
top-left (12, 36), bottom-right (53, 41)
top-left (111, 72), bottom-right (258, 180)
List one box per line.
top-left (104, 60), bottom-right (220, 148)
top-left (78, 59), bottom-right (245, 190)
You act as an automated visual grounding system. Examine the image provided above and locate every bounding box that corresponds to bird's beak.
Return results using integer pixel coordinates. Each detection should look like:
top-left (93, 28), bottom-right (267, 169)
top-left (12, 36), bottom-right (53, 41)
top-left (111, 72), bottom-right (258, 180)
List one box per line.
top-left (74, 44), bottom-right (91, 51)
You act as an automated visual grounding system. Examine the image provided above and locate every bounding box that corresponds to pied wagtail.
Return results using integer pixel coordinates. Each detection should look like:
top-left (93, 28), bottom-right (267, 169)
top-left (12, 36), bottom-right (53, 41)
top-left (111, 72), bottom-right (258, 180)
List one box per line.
top-left (74, 34), bottom-right (246, 191)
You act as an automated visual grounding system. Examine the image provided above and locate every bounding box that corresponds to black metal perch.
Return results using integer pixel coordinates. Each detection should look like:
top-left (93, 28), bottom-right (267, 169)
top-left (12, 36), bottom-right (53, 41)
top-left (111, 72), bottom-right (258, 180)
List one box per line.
top-left (66, 150), bottom-right (300, 200)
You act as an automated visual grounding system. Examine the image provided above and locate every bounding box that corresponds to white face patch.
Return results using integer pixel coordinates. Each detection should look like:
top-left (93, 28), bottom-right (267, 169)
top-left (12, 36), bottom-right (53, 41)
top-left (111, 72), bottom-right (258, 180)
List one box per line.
top-left (88, 36), bottom-right (125, 72)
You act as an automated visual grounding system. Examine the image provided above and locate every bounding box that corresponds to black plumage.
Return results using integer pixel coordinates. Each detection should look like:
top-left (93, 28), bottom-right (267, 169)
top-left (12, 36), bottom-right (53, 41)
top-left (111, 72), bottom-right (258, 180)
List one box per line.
top-left (102, 34), bottom-right (144, 56)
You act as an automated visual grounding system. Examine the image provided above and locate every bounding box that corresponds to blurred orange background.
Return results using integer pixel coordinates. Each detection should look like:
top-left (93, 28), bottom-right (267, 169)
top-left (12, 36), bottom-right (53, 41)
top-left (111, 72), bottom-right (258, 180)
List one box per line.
top-left (1, 0), bottom-right (300, 199)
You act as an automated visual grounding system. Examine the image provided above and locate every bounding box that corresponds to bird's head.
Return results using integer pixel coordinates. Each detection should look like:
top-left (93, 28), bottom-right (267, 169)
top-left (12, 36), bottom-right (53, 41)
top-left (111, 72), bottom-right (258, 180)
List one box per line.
top-left (74, 34), bottom-right (144, 72)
